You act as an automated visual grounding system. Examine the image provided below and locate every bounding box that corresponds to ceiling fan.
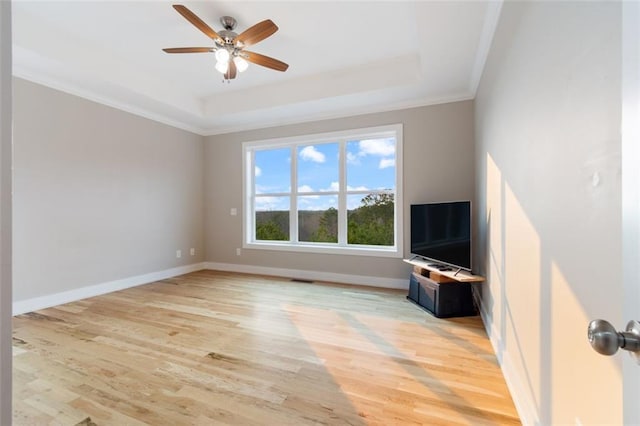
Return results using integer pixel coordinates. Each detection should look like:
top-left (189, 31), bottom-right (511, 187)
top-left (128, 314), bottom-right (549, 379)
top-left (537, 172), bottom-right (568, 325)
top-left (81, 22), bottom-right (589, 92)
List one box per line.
top-left (163, 5), bottom-right (289, 82)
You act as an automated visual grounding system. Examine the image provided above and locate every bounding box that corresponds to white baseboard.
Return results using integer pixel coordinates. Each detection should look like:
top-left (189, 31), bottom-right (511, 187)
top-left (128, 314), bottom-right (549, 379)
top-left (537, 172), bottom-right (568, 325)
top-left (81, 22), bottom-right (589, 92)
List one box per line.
top-left (204, 261), bottom-right (409, 290)
top-left (13, 262), bottom-right (407, 316)
top-left (12, 262), bottom-right (206, 316)
top-left (479, 298), bottom-right (538, 426)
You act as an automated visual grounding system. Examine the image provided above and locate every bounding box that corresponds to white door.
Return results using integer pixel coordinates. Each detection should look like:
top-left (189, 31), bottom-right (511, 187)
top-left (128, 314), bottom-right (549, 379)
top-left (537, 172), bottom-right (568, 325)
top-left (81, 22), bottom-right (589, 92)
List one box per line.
top-left (622, 2), bottom-right (640, 424)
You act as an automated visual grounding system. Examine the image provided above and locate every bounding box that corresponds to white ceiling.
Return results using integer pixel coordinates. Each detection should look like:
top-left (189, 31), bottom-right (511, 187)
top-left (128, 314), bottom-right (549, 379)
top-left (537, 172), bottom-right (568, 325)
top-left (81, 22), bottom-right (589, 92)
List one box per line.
top-left (12, 1), bottom-right (502, 135)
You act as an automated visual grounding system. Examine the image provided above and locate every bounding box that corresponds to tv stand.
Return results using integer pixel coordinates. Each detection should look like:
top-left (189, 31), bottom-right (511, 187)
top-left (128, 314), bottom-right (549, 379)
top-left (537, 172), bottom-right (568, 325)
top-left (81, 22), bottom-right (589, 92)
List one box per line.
top-left (403, 258), bottom-right (484, 283)
top-left (403, 258), bottom-right (485, 318)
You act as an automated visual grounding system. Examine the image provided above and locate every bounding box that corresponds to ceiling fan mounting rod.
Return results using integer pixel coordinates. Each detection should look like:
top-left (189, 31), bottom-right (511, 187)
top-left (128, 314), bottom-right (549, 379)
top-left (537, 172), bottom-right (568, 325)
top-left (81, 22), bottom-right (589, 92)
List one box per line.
top-left (220, 16), bottom-right (237, 31)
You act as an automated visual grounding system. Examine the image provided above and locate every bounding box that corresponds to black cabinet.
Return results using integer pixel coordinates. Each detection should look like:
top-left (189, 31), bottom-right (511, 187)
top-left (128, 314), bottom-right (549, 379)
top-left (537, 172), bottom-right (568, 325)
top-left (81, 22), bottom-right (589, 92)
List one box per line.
top-left (407, 272), bottom-right (476, 318)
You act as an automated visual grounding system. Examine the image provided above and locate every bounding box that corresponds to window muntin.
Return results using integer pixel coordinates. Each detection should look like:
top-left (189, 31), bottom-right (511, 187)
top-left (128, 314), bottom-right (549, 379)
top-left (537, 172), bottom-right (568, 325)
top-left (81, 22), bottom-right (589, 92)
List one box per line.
top-left (244, 125), bottom-right (402, 257)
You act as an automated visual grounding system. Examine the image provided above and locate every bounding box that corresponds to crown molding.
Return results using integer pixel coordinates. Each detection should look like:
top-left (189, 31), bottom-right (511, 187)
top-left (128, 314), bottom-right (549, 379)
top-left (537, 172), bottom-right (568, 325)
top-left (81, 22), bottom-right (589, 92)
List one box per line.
top-left (202, 91), bottom-right (475, 136)
top-left (469, 0), bottom-right (504, 95)
top-left (15, 68), bottom-right (475, 138)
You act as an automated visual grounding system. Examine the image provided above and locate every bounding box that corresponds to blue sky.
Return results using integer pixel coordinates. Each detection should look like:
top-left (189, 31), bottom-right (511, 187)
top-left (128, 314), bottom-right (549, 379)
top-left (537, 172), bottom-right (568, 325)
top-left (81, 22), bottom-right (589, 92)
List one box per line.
top-left (254, 138), bottom-right (395, 211)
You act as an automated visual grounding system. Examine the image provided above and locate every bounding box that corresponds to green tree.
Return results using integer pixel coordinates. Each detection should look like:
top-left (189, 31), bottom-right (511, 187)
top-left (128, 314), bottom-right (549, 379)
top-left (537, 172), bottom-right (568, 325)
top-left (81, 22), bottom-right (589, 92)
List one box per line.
top-left (310, 207), bottom-right (338, 242)
top-left (348, 193), bottom-right (394, 246)
top-left (256, 220), bottom-right (288, 240)
top-left (256, 211), bottom-right (289, 241)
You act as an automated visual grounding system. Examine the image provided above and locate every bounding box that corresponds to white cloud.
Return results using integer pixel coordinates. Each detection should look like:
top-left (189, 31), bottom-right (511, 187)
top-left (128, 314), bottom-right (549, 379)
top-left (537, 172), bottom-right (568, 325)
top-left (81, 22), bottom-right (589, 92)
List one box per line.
top-left (299, 196), bottom-right (337, 211)
top-left (255, 196), bottom-right (288, 211)
top-left (256, 184), bottom-right (290, 195)
top-left (347, 151), bottom-right (359, 165)
top-left (379, 158), bottom-right (395, 169)
top-left (298, 198), bottom-right (313, 207)
top-left (347, 185), bottom-right (369, 191)
top-left (255, 166), bottom-right (262, 177)
top-left (324, 181), bottom-right (340, 192)
top-left (299, 145), bottom-right (325, 163)
top-left (359, 138), bottom-right (395, 157)
top-left (298, 184), bottom-right (314, 192)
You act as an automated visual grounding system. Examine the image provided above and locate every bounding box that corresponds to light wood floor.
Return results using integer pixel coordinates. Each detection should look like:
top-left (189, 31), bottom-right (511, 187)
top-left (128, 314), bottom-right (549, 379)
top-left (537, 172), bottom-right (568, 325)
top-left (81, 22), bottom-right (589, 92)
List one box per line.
top-left (13, 270), bottom-right (519, 425)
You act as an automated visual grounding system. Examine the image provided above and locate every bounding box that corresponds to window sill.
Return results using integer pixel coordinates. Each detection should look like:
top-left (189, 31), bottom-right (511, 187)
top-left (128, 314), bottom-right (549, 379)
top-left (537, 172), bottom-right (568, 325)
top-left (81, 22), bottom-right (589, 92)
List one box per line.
top-left (244, 241), bottom-right (403, 258)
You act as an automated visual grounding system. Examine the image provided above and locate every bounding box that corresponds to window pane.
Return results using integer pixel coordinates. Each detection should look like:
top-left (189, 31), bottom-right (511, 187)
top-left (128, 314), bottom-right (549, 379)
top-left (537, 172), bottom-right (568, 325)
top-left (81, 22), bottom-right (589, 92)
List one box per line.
top-left (255, 148), bottom-right (290, 194)
top-left (255, 196), bottom-right (289, 241)
top-left (298, 196), bottom-right (338, 243)
top-left (347, 193), bottom-right (395, 246)
top-left (346, 138), bottom-right (396, 191)
top-left (297, 143), bottom-right (339, 193)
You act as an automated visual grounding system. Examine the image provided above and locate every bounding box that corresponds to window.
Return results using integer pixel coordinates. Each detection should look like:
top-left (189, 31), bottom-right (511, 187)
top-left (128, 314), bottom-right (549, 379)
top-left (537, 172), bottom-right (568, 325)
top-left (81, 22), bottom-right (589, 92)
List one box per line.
top-left (243, 124), bottom-right (403, 257)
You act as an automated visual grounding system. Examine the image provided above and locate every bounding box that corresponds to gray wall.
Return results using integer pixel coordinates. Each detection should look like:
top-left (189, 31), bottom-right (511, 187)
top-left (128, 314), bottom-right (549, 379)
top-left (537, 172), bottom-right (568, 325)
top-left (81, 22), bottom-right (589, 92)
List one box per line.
top-left (474, 2), bottom-right (622, 424)
top-left (0, 2), bottom-right (12, 422)
top-left (205, 101), bottom-right (475, 280)
top-left (13, 78), bottom-right (205, 303)
top-left (12, 79), bottom-right (475, 302)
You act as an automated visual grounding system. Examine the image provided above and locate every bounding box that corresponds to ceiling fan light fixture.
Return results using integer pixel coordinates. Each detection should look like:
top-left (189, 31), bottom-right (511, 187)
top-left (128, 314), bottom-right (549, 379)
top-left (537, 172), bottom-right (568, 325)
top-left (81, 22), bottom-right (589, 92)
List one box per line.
top-left (234, 57), bottom-right (249, 72)
top-left (215, 60), bottom-right (229, 74)
top-left (215, 48), bottom-right (230, 63)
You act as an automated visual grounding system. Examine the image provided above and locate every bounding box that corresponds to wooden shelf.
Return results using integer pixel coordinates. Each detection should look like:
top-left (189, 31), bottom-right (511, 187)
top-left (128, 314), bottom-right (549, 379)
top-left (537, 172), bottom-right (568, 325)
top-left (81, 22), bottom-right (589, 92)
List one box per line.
top-left (403, 258), bottom-right (485, 283)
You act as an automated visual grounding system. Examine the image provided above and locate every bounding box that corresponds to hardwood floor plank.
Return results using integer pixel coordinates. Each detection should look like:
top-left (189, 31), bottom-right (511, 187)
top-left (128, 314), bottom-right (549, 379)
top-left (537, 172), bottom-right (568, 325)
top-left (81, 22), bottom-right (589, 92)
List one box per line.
top-left (13, 270), bottom-right (520, 425)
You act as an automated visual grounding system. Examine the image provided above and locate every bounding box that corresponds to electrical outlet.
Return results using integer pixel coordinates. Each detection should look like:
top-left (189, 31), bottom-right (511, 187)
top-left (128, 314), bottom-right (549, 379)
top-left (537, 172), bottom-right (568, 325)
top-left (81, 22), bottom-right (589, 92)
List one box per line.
top-left (190, 248), bottom-right (195, 256)
top-left (176, 250), bottom-right (182, 258)
top-left (230, 208), bottom-right (237, 216)
top-left (236, 248), bottom-right (241, 256)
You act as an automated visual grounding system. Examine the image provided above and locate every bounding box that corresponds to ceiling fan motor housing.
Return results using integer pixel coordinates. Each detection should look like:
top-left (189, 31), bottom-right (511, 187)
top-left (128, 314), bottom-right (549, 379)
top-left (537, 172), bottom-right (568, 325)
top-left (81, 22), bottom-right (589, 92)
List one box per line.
top-left (217, 29), bottom-right (238, 45)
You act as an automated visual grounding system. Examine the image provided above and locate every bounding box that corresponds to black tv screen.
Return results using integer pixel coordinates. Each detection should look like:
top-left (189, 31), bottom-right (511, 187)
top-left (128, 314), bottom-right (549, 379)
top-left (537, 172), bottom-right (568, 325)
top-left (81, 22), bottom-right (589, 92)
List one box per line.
top-left (410, 201), bottom-right (471, 271)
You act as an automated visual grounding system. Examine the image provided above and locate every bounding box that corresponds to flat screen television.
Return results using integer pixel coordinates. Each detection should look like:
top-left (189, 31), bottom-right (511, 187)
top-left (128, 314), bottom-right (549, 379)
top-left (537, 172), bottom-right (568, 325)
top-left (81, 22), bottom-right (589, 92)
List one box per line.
top-left (410, 201), bottom-right (471, 271)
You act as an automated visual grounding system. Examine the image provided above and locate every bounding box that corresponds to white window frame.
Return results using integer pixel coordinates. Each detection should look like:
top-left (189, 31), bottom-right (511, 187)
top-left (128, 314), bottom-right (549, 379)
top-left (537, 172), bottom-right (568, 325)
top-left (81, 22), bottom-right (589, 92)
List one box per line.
top-left (242, 124), bottom-right (403, 258)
